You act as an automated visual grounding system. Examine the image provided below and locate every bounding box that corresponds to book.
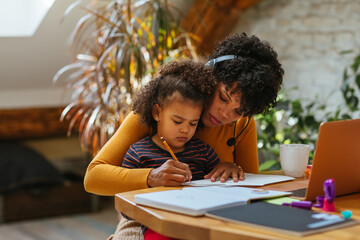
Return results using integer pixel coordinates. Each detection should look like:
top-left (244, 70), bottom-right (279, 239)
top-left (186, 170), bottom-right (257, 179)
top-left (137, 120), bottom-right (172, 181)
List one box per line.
top-left (182, 173), bottom-right (294, 187)
top-left (206, 201), bottom-right (359, 236)
top-left (134, 186), bottom-right (291, 216)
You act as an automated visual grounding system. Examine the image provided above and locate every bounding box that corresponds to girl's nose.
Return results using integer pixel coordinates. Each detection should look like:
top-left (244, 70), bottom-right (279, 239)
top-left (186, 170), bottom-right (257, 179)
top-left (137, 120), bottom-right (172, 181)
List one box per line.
top-left (180, 126), bottom-right (189, 133)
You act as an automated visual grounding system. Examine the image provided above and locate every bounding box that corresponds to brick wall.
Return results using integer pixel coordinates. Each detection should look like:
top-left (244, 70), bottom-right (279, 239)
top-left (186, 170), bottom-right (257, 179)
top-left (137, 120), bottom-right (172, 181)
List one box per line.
top-left (233, 0), bottom-right (360, 108)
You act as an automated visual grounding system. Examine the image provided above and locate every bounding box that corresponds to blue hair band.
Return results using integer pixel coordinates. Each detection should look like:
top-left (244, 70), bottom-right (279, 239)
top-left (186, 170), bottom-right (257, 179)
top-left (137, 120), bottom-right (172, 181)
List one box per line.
top-left (205, 55), bottom-right (238, 67)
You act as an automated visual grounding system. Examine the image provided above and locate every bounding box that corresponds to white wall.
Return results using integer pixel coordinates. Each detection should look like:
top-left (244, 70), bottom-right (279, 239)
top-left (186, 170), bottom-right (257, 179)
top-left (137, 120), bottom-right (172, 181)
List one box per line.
top-left (0, 0), bottom-right (82, 109)
top-left (233, 0), bottom-right (360, 110)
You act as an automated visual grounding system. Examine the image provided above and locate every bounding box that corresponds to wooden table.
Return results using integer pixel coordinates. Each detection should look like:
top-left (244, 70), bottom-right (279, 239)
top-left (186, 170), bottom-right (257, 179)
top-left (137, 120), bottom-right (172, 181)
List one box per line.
top-left (115, 179), bottom-right (360, 240)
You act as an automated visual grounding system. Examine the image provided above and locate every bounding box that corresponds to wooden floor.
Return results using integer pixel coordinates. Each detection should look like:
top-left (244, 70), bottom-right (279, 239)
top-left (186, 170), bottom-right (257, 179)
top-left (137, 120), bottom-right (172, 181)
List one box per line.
top-left (0, 201), bottom-right (119, 240)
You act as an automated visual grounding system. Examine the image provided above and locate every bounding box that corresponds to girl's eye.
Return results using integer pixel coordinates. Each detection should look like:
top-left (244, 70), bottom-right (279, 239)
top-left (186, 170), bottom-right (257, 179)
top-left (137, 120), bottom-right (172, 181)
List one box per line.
top-left (190, 122), bottom-right (197, 127)
top-left (174, 120), bottom-right (181, 124)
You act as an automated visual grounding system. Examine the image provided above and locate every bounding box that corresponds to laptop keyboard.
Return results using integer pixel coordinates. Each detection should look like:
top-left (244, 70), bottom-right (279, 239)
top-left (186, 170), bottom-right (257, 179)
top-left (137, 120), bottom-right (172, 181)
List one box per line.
top-left (291, 188), bottom-right (307, 198)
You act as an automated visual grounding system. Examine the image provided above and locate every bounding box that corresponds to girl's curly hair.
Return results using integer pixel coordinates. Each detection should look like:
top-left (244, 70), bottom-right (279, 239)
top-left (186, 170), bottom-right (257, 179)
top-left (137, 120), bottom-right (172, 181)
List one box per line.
top-left (132, 59), bottom-right (216, 130)
top-left (209, 32), bottom-right (284, 116)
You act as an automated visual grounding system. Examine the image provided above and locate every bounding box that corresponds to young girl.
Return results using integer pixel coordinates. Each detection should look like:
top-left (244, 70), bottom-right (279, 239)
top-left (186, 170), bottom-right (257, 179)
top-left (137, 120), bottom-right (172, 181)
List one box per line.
top-left (121, 59), bottom-right (220, 240)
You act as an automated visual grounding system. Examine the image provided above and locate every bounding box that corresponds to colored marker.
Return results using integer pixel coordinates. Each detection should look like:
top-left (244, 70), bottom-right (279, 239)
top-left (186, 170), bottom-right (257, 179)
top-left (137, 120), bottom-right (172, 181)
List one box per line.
top-left (283, 200), bottom-right (313, 210)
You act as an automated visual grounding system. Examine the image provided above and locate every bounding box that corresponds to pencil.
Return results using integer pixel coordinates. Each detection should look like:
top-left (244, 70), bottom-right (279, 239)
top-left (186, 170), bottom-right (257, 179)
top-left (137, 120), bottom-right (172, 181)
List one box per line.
top-left (161, 137), bottom-right (191, 182)
top-left (160, 137), bottom-right (179, 161)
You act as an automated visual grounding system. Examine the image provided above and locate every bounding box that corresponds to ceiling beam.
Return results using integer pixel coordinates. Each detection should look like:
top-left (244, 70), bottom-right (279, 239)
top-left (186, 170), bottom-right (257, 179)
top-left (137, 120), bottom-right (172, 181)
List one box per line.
top-left (181, 0), bottom-right (260, 55)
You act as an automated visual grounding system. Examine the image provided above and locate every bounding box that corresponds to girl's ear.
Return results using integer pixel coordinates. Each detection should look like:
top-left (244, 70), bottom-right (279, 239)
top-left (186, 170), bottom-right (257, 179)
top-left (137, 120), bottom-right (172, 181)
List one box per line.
top-left (152, 104), bottom-right (160, 121)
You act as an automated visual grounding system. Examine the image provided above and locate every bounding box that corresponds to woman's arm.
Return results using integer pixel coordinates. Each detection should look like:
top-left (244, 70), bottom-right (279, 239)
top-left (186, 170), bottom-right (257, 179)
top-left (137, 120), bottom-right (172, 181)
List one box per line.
top-left (83, 112), bottom-right (152, 195)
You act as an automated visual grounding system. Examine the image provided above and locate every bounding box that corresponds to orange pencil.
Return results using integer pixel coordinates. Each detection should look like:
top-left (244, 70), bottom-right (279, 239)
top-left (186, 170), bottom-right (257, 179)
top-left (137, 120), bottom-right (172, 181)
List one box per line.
top-left (161, 137), bottom-right (191, 182)
top-left (160, 137), bottom-right (179, 161)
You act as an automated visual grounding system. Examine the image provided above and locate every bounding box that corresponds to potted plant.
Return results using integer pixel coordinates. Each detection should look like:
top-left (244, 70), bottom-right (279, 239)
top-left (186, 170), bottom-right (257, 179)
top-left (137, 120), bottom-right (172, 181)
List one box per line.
top-left (256, 51), bottom-right (360, 171)
top-left (54, 0), bottom-right (199, 155)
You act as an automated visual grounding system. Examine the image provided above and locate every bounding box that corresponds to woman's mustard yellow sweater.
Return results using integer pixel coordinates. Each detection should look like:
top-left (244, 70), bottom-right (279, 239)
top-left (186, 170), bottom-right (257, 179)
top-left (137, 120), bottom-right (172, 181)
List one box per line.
top-left (84, 112), bottom-right (259, 195)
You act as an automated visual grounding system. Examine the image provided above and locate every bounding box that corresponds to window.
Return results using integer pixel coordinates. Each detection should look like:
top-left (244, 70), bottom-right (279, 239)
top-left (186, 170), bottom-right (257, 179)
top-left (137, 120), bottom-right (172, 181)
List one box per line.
top-left (0, 0), bottom-right (55, 37)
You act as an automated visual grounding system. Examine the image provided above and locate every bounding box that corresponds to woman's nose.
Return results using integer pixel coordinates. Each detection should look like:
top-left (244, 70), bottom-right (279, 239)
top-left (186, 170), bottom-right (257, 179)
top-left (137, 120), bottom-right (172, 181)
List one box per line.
top-left (220, 103), bottom-right (239, 121)
top-left (220, 106), bottom-right (231, 119)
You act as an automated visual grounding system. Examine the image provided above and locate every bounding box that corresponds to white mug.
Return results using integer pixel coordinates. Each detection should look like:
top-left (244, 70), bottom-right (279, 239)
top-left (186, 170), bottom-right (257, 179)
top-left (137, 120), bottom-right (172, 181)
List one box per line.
top-left (279, 144), bottom-right (309, 178)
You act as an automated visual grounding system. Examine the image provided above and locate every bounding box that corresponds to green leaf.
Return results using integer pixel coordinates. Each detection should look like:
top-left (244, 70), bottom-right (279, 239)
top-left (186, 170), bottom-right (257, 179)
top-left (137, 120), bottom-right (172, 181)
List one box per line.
top-left (356, 74), bottom-right (360, 90)
top-left (259, 160), bottom-right (278, 172)
top-left (339, 50), bottom-right (353, 55)
top-left (341, 113), bottom-right (352, 119)
top-left (291, 100), bottom-right (303, 114)
top-left (351, 55), bottom-right (360, 72)
top-left (342, 68), bottom-right (349, 82)
top-left (304, 115), bottom-right (318, 128)
top-left (348, 96), bottom-right (359, 111)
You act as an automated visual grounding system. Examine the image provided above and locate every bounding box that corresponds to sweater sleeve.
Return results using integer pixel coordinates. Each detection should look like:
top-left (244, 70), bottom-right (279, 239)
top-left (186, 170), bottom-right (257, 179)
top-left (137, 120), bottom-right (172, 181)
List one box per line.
top-left (83, 112), bottom-right (153, 196)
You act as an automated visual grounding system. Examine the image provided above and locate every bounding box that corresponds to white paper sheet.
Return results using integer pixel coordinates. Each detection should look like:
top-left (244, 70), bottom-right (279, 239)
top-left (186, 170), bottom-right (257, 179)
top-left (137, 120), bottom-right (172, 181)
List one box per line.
top-left (182, 173), bottom-right (294, 187)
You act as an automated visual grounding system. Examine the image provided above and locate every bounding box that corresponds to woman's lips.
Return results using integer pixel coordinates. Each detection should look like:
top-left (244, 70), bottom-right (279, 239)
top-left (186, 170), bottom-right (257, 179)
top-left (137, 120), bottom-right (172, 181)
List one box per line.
top-left (209, 114), bottom-right (222, 125)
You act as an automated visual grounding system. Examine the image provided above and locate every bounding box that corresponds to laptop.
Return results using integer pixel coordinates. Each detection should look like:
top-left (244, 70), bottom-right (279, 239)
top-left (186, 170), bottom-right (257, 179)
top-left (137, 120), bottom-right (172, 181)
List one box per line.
top-left (291, 118), bottom-right (360, 201)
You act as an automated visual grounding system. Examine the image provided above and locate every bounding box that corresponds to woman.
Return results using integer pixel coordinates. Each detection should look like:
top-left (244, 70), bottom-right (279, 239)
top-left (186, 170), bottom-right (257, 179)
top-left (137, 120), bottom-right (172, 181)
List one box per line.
top-left (84, 33), bottom-right (283, 240)
top-left (84, 32), bottom-right (284, 194)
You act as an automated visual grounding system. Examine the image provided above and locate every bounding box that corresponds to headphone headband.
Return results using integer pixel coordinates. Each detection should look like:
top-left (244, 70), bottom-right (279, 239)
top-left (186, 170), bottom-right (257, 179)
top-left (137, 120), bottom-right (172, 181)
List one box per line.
top-left (205, 55), bottom-right (237, 67)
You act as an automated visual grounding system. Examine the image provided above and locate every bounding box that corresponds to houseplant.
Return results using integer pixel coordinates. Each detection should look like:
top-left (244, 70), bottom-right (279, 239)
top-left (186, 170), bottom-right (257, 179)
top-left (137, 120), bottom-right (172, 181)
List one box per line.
top-left (257, 51), bottom-right (360, 171)
top-left (54, 0), bottom-right (198, 155)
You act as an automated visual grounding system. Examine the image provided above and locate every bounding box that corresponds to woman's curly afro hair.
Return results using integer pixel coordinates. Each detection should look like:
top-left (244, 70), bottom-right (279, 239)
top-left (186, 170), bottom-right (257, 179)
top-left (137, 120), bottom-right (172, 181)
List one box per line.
top-left (209, 32), bottom-right (284, 116)
top-left (132, 59), bottom-right (216, 130)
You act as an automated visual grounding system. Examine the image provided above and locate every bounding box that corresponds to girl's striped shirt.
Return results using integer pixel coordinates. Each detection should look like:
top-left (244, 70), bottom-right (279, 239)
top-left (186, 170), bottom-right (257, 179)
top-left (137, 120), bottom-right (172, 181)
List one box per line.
top-left (122, 136), bottom-right (220, 180)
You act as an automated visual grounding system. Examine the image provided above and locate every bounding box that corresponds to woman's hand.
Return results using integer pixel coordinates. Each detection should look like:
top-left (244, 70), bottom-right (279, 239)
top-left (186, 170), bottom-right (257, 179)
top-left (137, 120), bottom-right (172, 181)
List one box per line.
top-left (204, 162), bottom-right (244, 183)
top-left (147, 160), bottom-right (192, 188)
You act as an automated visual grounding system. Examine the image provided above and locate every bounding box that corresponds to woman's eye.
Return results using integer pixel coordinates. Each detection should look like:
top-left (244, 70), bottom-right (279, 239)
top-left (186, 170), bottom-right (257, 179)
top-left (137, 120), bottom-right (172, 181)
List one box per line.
top-left (190, 122), bottom-right (197, 127)
top-left (174, 120), bottom-right (181, 124)
top-left (219, 93), bottom-right (227, 102)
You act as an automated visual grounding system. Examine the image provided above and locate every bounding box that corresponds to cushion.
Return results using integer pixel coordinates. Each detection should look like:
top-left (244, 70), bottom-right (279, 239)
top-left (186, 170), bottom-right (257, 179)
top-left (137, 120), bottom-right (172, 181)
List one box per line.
top-left (0, 142), bottom-right (64, 193)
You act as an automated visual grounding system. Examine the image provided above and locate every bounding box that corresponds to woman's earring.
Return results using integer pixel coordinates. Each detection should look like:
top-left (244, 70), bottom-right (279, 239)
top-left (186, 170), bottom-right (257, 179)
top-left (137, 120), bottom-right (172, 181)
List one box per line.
top-left (155, 117), bottom-right (158, 121)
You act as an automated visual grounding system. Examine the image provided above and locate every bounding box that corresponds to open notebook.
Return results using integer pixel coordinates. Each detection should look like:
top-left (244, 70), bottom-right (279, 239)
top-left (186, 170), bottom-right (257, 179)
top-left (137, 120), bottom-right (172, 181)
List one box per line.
top-left (134, 186), bottom-right (291, 216)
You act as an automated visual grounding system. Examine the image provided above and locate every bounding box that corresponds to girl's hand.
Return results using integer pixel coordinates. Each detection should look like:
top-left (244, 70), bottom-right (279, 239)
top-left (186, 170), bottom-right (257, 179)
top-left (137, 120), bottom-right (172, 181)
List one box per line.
top-left (203, 162), bottom-right (244, 183)
top-left (147, 160), bottom-right (192, 188)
